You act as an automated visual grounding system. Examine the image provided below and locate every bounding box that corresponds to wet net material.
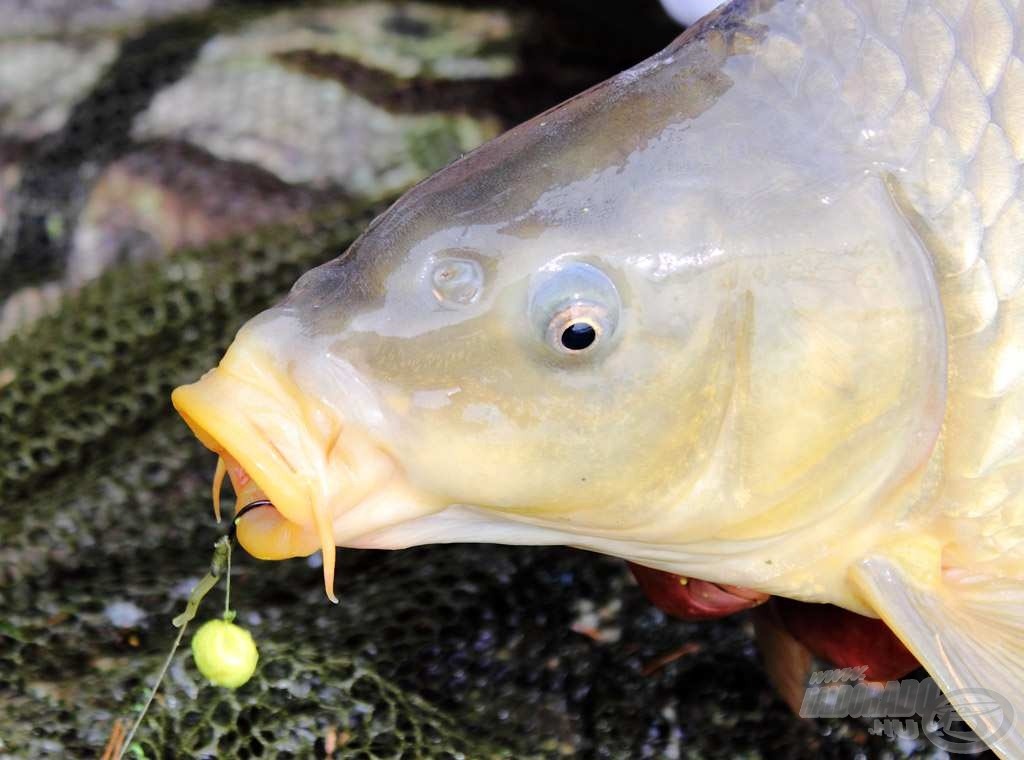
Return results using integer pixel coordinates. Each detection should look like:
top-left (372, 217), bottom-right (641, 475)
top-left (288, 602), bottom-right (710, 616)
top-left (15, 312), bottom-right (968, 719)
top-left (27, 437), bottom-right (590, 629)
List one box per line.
top-left (1, 2), bottom-right (933, 757)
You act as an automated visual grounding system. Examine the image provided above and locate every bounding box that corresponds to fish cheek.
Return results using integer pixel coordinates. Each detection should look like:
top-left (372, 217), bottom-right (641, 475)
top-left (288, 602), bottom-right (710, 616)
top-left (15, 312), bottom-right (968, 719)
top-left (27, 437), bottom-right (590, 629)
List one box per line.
top-left (330, 307), bottom-right (573, 507)
top-left (383, 306), bottom-right (734, 521)
top-left (330, 255), bottom-right (730, 518)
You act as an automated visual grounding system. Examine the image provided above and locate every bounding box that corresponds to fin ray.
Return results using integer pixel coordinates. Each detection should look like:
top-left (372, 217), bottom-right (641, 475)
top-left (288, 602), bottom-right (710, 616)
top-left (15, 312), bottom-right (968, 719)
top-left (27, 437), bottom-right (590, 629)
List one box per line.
top-left (853, 556), bottom-right (1024, 759)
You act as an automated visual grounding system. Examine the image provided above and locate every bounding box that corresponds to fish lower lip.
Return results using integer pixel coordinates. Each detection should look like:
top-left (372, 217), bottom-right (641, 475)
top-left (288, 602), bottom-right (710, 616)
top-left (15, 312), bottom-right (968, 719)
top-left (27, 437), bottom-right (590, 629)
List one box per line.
top-left (236, 499), bottom-right (275, 521)
top-left (229, 498), bottom-right (277, 541)
top-left (213, 450), bottom-right (320, 560)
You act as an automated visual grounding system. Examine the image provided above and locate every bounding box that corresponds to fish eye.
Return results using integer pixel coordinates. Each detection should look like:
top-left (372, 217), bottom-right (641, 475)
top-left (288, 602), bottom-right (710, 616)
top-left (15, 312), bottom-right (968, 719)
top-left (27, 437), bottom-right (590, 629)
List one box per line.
top-left (529, 262), bottom-right (620, 356)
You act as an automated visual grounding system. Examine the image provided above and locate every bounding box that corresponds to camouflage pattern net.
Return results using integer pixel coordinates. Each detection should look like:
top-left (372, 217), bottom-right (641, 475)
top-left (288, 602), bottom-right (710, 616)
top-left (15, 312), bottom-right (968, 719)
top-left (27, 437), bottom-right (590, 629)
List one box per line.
top-left (1, 1), bottom-right (937, 758)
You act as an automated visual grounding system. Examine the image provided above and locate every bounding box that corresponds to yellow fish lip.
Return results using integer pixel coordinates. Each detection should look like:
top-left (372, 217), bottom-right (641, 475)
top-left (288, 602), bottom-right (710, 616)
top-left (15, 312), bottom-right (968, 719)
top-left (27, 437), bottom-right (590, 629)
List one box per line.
top-left (171, 362), bottom-right (312, 534)
top-left (172, 338), bottom-right (344, 597)
top-left (170, 335), bottom-right (440, 602)
top-left (172, 375), bottom-right (326, 556)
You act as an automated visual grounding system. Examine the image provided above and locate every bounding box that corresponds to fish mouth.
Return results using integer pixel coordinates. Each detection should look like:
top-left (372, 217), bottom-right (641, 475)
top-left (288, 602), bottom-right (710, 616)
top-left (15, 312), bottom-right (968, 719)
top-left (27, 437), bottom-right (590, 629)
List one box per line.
top-left (172, 342), bottom-right (319, 539)
top-left (211, 450), bottom-right (322, 563)
top-left (171, 334), bottom-right (437, 601)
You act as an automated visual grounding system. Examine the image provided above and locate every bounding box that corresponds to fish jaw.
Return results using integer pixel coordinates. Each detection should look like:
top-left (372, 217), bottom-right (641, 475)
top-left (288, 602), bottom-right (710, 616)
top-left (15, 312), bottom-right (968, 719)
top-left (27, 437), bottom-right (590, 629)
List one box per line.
top-left (216, 451), bottom-right (322, 561)
top-left (171, 330), bottom-right (442, 601)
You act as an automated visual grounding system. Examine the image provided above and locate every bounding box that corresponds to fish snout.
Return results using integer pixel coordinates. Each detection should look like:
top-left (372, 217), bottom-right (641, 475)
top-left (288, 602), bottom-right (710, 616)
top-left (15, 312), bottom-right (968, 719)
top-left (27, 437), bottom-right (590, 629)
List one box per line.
top-left (171, 332), bottom-right (439, 601)
top-left (171, 338), bottom-right (316, 534)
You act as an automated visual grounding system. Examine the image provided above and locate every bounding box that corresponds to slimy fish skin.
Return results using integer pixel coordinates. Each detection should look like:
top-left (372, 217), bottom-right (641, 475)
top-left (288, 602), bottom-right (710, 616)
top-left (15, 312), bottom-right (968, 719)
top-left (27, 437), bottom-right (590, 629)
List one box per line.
top-left (173, 1), bottom-right (1024, 754)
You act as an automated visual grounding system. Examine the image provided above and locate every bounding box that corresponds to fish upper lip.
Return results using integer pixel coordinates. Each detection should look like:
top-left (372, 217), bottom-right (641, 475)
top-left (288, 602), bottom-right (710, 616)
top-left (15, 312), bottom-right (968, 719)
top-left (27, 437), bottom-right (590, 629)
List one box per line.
top-left (172, 370), bottom-right (311, 532)
top-left (172, 380), bottom-right (325, 559)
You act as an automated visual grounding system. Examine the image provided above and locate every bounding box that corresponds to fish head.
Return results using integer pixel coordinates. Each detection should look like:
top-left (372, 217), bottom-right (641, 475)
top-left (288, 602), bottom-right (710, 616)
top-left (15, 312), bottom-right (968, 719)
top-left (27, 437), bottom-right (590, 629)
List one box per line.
top-left (173, 42), bottom-right (948, 600)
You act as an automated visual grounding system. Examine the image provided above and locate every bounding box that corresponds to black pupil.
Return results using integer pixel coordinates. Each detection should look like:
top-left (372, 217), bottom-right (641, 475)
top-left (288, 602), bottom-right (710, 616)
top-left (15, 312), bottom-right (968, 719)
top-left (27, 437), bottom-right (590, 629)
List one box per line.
top-left (560, 322), bottom-right (597, 351)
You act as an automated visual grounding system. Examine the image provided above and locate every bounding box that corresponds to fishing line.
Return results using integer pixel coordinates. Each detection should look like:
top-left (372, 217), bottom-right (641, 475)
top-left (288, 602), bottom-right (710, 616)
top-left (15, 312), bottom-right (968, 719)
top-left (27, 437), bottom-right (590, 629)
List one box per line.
top-left (117, 503), bottom-right (270, 759)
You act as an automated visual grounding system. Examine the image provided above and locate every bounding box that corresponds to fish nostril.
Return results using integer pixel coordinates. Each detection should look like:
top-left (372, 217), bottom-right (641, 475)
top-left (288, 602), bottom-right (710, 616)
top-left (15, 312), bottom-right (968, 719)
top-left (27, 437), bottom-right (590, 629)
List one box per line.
top-left (431, 257), bottom-right (484, 307)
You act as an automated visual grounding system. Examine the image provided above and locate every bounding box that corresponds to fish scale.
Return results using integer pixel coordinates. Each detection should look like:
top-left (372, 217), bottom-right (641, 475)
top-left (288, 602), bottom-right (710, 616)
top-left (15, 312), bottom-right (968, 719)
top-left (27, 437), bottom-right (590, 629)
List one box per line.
top-left (754, 0), bottom-right (1024, 552)
top-left (738, 3), bottom-right (1024, 748)
top-left (676, 0), bottom-right (1024, 548)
